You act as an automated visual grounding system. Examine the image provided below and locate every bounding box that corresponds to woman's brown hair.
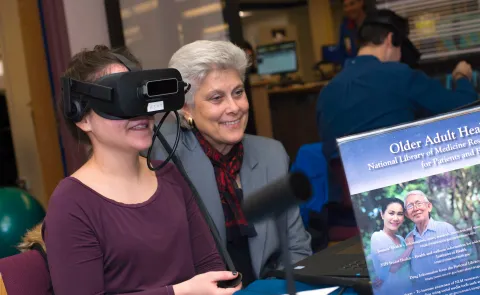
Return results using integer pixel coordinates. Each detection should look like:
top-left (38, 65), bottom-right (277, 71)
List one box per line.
top-left (59, 45), bottom-right (142, 144)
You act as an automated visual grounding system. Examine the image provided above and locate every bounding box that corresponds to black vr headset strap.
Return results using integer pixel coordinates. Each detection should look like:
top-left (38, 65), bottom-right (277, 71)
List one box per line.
top-left (155, 130), bottom-right (236, 271)
top-left (360, 16), bottom-right (403, 46)
top-left (112, 53), bottom-right (140, 72)
top-left (360, 13), bottom-right (421, 67)
top-left (70, 79), bottom-right (113, 101)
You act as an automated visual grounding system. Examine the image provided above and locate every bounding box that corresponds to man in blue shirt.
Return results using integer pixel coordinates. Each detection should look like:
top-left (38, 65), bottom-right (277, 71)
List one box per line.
top-left (338, 0), bottom-right (366, 65)
top-left (317, 9), bottom-right (477, 163)
top-left (403, 190), bottom-right (473, 290)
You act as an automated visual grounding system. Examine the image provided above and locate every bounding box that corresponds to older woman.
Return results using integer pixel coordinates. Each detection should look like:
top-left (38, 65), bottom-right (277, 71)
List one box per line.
top-left (151, 40), bottom-right (312, 286)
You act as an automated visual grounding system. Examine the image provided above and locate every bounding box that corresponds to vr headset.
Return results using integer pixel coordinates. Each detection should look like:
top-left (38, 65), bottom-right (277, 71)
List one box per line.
top-left (62, 54), bottom-right (189, 123)
top-left (61, 52), bottom-right (190, 171)
top-left (359, 9), bottom-right (421, 67)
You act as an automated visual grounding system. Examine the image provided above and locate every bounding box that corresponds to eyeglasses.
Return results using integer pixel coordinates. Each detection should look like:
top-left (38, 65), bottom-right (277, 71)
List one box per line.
top-left (406, 201), bottom-right (428, 211)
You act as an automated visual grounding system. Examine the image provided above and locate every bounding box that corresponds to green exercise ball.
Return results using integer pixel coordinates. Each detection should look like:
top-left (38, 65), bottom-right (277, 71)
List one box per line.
top-left (0, 187), bottom-right (45, 258)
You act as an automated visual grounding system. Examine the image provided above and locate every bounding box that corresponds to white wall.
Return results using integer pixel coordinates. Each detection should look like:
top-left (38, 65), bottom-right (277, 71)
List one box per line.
top-left (242, 10), bottom-right (290, 47)
top-left (62, 0), bottom-right (227, 68)
top-left (63, 0), bottom-right (111, 55)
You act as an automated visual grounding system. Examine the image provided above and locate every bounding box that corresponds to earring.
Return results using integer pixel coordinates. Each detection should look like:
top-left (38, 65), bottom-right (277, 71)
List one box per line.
top-left (187, 117), bottom-right (194, 127)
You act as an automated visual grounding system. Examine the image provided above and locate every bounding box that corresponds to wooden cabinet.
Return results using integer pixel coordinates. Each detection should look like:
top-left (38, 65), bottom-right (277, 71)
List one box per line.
top-left (250, 81), bottom-right (328, 160)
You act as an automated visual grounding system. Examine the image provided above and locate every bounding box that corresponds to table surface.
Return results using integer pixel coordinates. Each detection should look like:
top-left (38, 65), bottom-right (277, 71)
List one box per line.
top-left (235, 279), bottom-right (358, 295)
top-left (267, 81), bottom-right (329, 95)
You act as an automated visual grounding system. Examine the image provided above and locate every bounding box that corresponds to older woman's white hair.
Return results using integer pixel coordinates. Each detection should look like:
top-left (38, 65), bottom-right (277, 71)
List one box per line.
top-left (169, 40), bottom-right (249, 128)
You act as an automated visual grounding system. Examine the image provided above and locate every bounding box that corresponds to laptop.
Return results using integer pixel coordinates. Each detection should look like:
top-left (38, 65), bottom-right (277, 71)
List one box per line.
top-left (270, 235), bottom-right (370, 288)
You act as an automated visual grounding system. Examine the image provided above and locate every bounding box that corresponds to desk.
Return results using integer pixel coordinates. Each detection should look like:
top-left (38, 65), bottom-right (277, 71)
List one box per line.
top-left (250, 81), bottom-right (329, 159)
top-left (235, 279), bottom-right (358, 295)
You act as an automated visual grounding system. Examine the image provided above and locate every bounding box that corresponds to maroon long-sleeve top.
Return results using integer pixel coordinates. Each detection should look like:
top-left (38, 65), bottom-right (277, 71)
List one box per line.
top-left (43, 162), bottom-right (225, 295)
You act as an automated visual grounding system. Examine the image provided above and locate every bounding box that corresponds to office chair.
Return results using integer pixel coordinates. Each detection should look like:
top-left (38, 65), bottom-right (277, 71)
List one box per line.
top-left (0, 250), bottom-right (53, 295)
top-left (326, 157), bottom-right (359, 242)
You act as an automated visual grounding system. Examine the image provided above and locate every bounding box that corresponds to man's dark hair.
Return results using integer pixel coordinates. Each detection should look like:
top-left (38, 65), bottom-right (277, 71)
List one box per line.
top-left (358, 25), bottom-right (392, 47)
top-left (358, 9), bottom-right (409, 48)
top-left (341, 0), bottom-right (363, 5)
top-left (239, 40), bottom-right (254, 52)
top-left (341, 0), bottom-right (366, 11)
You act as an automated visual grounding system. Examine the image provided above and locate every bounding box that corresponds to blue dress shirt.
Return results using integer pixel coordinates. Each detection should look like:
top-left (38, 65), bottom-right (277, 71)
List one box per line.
top-left (406, 218), bottom-right (476, 289)
top-left (317, 55), bottom-right (478, 161)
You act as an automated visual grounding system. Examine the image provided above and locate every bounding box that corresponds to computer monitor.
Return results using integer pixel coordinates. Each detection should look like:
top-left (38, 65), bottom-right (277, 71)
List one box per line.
top-left (322, 44), bottom-right (343, 65)
top-left (256, 41), bottom-right (298, 76)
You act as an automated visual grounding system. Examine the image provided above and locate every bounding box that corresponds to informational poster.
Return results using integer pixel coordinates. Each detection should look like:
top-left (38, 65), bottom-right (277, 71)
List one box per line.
top-left (338, 106), bottom-right (480, 294)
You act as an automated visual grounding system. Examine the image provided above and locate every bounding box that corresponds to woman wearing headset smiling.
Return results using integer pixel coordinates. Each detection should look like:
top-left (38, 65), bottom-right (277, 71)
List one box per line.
top-left (42, 45), bottom-right (241, 295)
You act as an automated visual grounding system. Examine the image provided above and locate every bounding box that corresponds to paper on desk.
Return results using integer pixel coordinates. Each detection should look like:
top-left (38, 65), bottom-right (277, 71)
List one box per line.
top-left (281, 286), bottom-right (339, 295)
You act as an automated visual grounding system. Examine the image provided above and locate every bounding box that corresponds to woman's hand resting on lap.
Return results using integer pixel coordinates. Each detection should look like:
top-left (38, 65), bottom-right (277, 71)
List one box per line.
top-left (173, 271), bottom-right (242, 295)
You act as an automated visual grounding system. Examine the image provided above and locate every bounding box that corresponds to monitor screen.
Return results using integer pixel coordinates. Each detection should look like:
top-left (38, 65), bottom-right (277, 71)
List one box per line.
top-left (256, 41), bottom-right (298, 76)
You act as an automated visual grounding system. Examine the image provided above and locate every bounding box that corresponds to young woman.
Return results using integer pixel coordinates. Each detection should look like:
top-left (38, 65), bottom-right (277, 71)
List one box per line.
top-left (42, 45), bottom-right (241, 295)
top-left (370, 198), bottom-right (413, 294)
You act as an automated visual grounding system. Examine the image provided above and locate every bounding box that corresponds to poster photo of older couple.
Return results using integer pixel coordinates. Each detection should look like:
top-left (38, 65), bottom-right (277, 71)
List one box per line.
top-left (352, 174), bottom-right (480, 295)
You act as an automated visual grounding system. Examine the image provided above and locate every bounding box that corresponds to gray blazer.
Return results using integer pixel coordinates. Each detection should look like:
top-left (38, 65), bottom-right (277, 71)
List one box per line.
top-left (150, 126), bottom-right (312, 278)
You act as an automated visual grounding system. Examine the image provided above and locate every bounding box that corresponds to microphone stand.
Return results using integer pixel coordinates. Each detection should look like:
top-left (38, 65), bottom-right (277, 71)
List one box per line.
top-left (241, 171), bottom-right (312, 295)
top-left (275, 216), bottom-right (296, 295)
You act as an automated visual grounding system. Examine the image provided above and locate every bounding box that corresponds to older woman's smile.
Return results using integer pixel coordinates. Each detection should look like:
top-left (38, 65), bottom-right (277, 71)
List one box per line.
top-left (220, 118), bottom-right (242, 127)
top-left (182, 68), bottom-right (249, 154)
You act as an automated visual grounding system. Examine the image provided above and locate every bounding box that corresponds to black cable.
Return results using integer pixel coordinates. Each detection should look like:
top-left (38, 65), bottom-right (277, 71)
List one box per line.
top-left (146, 111), bottom-right (180, 171)
top-left (154, 129), bottom-right (236, 272)
top-left (146, 81), bottom-right (189, 171)
top-left (145, 81), bottom-right (234, 270)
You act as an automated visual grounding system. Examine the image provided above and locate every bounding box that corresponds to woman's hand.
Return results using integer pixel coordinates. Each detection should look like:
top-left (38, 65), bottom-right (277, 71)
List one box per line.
top-left (372, 277), bottom-right (383, 289)
top-left (173, 271), bottom-right (242, 295)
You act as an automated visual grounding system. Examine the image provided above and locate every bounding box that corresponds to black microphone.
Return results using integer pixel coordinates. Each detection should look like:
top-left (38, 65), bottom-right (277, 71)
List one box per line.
top-left (242, 171), bottom-right (312, 295)
top-left (242, 171), bottom-right (312, 223)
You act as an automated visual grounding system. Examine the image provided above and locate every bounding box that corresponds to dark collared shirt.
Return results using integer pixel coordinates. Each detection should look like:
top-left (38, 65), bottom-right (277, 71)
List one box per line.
top-left (317, 55), bottom-right (478, 161)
